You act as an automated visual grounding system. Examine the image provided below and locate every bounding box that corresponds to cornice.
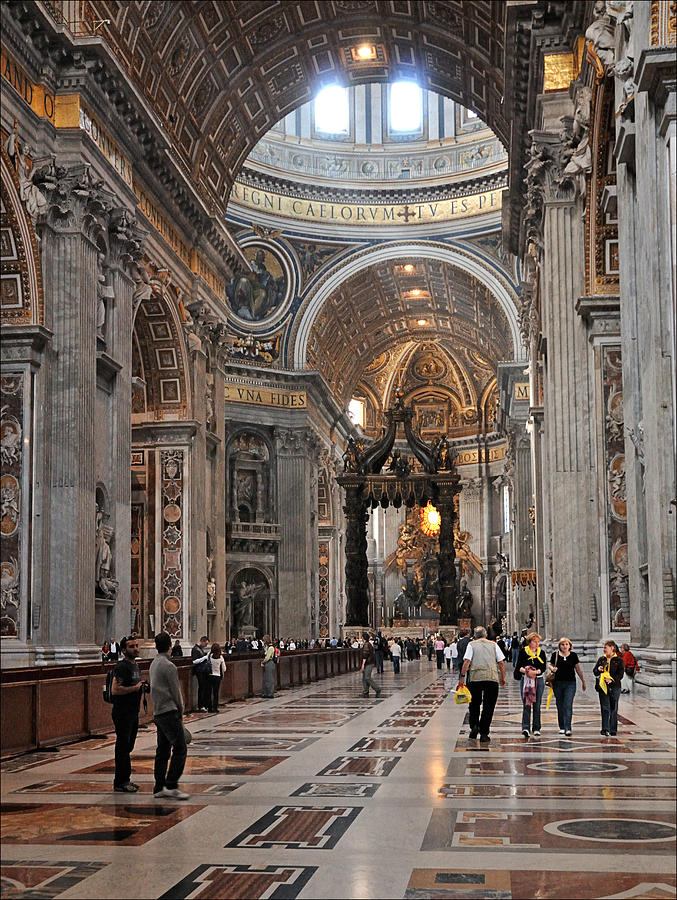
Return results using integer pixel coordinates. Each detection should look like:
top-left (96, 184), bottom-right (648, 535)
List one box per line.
top-left (235, 167), bottom-right (508, 207)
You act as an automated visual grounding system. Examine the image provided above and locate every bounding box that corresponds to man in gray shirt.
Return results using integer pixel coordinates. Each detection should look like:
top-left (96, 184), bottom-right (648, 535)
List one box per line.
top-left (150, 631), bottom-right (190, 800)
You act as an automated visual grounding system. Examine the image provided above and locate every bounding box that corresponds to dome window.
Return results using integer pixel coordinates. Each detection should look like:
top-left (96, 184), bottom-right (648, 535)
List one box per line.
top-left (314, 85), bottom-right (349, 135)
top-left (390, 81), bottom-right (422, 133)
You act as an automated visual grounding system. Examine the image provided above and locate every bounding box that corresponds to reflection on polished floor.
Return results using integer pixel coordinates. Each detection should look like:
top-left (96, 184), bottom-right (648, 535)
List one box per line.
top-left (1, 660), bottom-right (675, 900)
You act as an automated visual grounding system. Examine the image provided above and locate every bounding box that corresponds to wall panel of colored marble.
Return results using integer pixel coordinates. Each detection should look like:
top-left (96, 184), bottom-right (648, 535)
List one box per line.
top-left (1, 683), bottom-right (36, 753)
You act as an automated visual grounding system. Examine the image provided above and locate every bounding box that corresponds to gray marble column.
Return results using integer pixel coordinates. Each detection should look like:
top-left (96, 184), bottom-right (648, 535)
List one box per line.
top-left (38, 169), bottom-right (115, 661)
top-left (274, 427), bottom-right (320, 637)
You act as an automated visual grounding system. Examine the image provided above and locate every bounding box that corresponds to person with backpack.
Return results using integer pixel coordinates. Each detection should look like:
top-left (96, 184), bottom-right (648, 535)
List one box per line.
top-left (110, 635), bottom-right (148, 793)
top-left (455, 630), bottom-right (471, 672)
top-left (360, 631), bottom-right (381, 698)
top-left (150, 631), bottom-right (190, 800)
top-left (191, 635), bottom-right (211, 711)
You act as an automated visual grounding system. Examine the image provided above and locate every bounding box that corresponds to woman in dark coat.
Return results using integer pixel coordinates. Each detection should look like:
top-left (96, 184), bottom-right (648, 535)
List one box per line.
top-left (593, 640), bottom-right (624, 737)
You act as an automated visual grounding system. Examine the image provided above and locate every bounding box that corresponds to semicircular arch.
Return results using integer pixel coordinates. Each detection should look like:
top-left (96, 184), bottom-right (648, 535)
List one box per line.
top-left (292, 241), bottom-right (524, 370)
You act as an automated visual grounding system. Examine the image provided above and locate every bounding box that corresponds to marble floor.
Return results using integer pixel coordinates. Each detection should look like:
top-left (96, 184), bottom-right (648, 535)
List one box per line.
top-left (1, 660), bottom-right (675, 900)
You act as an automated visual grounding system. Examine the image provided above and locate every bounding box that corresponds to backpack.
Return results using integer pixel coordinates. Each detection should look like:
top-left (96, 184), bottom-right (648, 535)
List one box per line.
top-left (103, 667), bottom-right (116, 703)
top-left (456, 636), bottom-right (470, 660)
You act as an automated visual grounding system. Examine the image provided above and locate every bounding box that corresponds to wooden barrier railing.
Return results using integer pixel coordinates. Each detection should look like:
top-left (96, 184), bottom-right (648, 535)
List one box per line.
top-left (1, 649), bottom-right (362, 755)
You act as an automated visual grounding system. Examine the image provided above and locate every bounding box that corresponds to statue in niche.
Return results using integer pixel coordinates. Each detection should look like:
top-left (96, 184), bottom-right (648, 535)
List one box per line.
top-left (95, 504), bottom-right (117, 598)
top-left (457, 579), bottom-right (473, 618)
top-left (234, 577), bottom-right (265, 629)
top-left (205, 373), bottom-right (215, 431)
top-left (236, 472), bottom-right (256, 508)
top-left (206, 577), bottom-right (216, 611)
top-left (96, 252), bottom-right (114, 341)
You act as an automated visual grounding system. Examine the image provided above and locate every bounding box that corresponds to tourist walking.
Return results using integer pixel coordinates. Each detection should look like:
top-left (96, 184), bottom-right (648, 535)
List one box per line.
top-left (594, 640), bottom-right (624, 737)
top-left (443, 641), bottom-right (453, 670)
top-left (207, 642), bottom-right (226, 712)
top-left (374, 632), bottom-right (385, 674)
top-left (515, 631), bottom-right (547, 738)
top-left (548, 637), bottom-right (586, 735)
top-left (191, 635), bottom-right (211, 711)
top-left (261, 635), bottom-right (276, 698)
top-left (360, 632), bottom-right (381, 698)
top-left (620, 643), bottom-right (638, 693)
top-left (110, 635), bottom-right (147, 793)
top-left (457, 626), bottom-right (506, 743)
top-left (390, 637), bottom-right (401, 674)
top-left (150, 631), bottom-right (189, 800)
top-left (434, 635), bottom-right (445, 670)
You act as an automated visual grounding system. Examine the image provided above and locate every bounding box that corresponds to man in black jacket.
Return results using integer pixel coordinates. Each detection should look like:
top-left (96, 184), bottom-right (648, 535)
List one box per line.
top-left (191, 635), bottom-right (210, 711)
top-left (111, 636), bottom-right (147, 793)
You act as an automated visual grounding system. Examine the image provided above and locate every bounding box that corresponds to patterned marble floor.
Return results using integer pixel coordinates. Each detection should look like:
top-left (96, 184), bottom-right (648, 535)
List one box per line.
top-left (1, 661), bottom-right (675, 899)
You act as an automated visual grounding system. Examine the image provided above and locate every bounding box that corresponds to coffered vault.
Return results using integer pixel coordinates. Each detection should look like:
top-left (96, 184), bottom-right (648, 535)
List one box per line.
top-left (88, 0), bottom-right (509, 209)
top-left (306, 255), bottom-right (512, 407)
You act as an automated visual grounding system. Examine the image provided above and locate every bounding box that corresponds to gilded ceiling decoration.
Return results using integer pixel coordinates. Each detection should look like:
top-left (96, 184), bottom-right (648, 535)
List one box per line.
top-left (90, 0), bottom-right (508, 211)
top-left (306, 257), bottom-right (511, 405)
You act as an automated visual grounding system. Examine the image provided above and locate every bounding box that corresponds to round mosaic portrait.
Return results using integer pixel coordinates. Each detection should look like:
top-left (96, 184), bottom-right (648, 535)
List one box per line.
top-left (226, 243), bottom-right (292, 325)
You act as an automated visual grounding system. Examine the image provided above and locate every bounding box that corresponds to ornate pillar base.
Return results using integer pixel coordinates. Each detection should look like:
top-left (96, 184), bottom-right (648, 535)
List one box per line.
top-left (634, 648), bottom-right (677, 700)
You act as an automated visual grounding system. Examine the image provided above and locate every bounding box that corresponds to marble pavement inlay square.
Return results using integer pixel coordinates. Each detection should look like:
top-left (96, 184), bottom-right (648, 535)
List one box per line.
top-left (1, 802), bottom-right (202, 846)
top-left (158, 864), bottom-right (318, 900)
top-left (421, 809), bottom-right (677, 853)
top-left (226, 805), bottom-right (361, 850)
top-left (404, 868), bottom-right (677, 899)
top-left (0, 859), bottom-right (109, 900)
top-left (290, 782), bottom-right (380, 798)
top-left (316, 756), bottom-right (400, 777)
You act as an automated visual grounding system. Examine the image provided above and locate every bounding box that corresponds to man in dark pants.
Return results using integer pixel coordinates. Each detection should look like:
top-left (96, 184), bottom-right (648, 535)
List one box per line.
top-left (150, 631), bottom-right (190, 800)
top-left (374, 632), bottom-right (385, 674)
top-left (191, 634), bottom-right (210, 711)
top-left (360, 632), bottom-right (381, 698)
top-left (457, 626), bottom-right (506, 743)
top-left (111, 636), bottom-right (147, 793)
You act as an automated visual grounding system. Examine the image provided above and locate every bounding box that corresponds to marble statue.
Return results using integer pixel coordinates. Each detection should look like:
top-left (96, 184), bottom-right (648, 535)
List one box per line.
top-left (585, 1), bottom-right (616, 69)
top-left (458, 579), bottom-right (473, 617)
top-left (95, 504), bottom-right (117, 598)
top-left (206, 577), bottom-right (216, 610)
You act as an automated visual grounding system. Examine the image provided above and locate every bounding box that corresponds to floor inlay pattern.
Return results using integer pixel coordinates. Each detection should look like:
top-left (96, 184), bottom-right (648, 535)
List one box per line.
top-left (1, 860), bottom-right (109, 900)
top-left (226, 805), bottom-right (361, 850)
top-left (158, 864), bottom-right (318, 900)
top-left (0, 662), bottom-right (673, 900)
top-left (421, 808), bottom-right (677, 852)
top-left (404, 869), bottom-right (677, 899)
top-left (75, 755), bottom-right (288, 776)
top-left (315, 755), bottom-right (400, 777)
top-left (290, 782), bottom-right (381, 798)
top-left (1, 802), bottom-right (202, 846)
top-left (13, 780), bottom-right (242, 796)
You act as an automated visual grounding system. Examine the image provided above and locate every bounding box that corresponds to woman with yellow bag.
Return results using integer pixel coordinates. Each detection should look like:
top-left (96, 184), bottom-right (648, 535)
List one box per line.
top-left (515, 632), bottom-right (547, 739)
top-left (593, 640), bottom-right (624, 737)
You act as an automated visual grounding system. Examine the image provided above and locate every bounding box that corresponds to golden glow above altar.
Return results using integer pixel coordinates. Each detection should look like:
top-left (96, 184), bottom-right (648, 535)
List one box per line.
top-left (420, 502), bottom-right (441, 537)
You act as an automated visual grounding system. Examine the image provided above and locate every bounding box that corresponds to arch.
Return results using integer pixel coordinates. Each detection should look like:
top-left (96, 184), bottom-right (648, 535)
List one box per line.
top-left (0, 147), bottom-right (44, 327)
top-left (96, 2), bottom-right (508, 209)
top-left (131, 280), bottom-right (191, 420)
top-left (292, 241), bottom-right (524, 370)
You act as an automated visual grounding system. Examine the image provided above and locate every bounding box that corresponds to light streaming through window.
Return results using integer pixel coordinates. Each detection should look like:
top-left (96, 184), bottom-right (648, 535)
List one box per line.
top-left (390, 81), bottom-right (422, 132)
top-left (348, 398), bottom-right (365, 428)
top-left (314, 85), bottom-right (349, 134)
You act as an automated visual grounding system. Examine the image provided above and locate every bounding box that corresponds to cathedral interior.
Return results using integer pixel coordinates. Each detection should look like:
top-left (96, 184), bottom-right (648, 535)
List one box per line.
top-left (0, 2), bottom-right (675, 897)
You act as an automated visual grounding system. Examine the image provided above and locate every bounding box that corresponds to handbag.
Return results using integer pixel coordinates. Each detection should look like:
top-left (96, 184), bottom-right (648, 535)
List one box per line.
top-left (544, 653), bottom-right (558, 686)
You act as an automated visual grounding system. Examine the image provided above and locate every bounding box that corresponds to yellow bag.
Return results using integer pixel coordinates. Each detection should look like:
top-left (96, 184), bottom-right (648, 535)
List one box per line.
top-left (454, 685), bottom-right (472, 704)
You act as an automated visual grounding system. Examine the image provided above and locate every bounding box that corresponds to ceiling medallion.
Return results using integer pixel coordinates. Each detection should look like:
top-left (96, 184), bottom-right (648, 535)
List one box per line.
top-left (420, 502), bottom-right (441, 537)
top-left (412, 352), bottom-right (446, 381)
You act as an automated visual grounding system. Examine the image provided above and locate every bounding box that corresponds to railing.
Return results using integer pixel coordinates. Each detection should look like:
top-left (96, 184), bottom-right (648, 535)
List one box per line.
top-left (228, 522), bottom-right (282, 540)
top-left (0, 649), bottom-right (361, 755)
top-left (41, 1), bottom-right (98, 37)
